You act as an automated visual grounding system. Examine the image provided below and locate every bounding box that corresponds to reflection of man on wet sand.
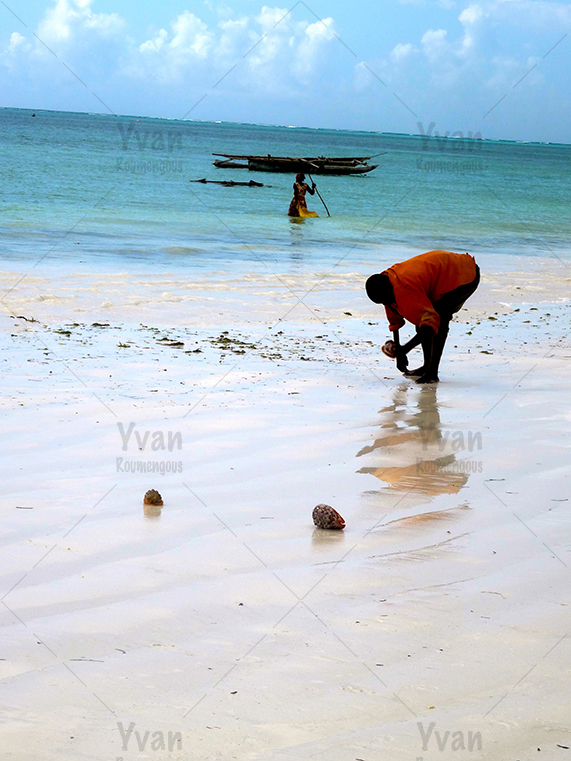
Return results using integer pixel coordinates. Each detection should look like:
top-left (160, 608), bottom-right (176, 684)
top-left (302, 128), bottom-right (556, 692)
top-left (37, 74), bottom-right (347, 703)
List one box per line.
top-left (365, 250), bottom-right (480, 383)
top-left (356, 385), bottom-right (472, 496)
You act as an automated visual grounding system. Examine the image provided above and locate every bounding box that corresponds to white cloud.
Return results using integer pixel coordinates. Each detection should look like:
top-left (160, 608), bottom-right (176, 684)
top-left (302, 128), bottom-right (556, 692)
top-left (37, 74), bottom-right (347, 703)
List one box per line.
top-left (2, 0), bottom-right (124, 81)
top-left (84, 11), bottom-right (124, 36)
top-left (134, 13), bottom-right (215, 82)
top-left (486, 53), bottom-right (544, 88)
top-left (291, 18), bottom-right (335, 81)
top-left (8, 32), bottom-right (26, 53)
top-left (169, 11), bottom-right (214, 58)
top-left (256, 6), bottom-right (290, 30)
top-left (2, 0), bottom-right (566, 139)
top-left (390, 42), bottom-right (418, 61)
top-left (459, 4), bottom-right (484, 24)
top-left (421, 28), bottom-right (449, 60)
top-left (353, 61), bottom-right (375, 92)
top-left (416, 0), bottom-right (566, 87)
top-left (348, 0), bottom-right (567, 139)
top-left (139, 29), bottom-right (168, 54)
top-left (104, 5), bottom-right (337, 97)
top-left (458, 4), bottom-right (487, 55)
top-left (36, 0), bottom-right (123, 45)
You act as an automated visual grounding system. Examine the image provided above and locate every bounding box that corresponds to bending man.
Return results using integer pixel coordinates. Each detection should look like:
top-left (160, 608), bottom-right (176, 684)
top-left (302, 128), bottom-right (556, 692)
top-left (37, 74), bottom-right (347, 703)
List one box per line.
top-left (365, 250), bottom-right (480, 384)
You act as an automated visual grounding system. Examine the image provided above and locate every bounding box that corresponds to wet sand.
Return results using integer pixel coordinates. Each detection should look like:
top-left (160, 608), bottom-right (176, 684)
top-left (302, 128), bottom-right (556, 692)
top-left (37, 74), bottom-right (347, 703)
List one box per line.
top-left (1, 254), bottom-right (570, 760)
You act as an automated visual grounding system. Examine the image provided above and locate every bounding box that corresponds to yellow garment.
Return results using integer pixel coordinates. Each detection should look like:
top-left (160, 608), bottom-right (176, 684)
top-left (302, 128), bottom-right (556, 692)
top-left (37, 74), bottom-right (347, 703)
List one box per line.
top-left (294, 204), bottom-right (319, 218)
top-left (288, 182), bottom-right (318, 217)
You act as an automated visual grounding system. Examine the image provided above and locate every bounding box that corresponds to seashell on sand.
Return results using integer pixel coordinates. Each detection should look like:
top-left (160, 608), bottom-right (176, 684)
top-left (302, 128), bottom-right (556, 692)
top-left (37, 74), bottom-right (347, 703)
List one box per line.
top-left (312, 504), bottom-right (345, 530)
top-left (144, 489), bottom-right (163, 506)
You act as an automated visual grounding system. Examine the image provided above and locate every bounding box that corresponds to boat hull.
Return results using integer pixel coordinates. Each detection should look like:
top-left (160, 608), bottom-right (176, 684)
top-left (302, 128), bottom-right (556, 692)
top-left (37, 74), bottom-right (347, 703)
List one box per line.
top-left (247, 159), bottom-right (378, 175)
top-left (213, 159), bottom-right (249, 168)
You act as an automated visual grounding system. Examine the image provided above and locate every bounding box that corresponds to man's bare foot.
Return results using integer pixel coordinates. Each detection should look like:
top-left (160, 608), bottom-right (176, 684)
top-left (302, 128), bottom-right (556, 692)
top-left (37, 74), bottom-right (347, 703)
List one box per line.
top-left (405, 366), bottom-right (426, 377)
top-left (416, 373), bottom-right (439, 384)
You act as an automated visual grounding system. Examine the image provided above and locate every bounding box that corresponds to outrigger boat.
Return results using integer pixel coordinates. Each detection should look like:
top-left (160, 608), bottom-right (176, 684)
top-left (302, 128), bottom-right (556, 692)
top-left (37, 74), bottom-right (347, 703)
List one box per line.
top-left (212, 153), bottom-right (385, 175)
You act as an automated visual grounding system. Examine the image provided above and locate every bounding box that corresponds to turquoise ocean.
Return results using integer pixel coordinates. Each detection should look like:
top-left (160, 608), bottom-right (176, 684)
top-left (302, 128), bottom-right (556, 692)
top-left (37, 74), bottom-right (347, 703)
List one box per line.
top-left (1, 108), bottom-right (570, 276)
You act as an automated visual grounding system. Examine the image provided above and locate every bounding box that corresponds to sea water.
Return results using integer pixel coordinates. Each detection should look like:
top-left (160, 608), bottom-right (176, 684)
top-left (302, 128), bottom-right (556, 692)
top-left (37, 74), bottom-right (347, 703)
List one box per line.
top-left (1, 108), bottom-right (570, 278)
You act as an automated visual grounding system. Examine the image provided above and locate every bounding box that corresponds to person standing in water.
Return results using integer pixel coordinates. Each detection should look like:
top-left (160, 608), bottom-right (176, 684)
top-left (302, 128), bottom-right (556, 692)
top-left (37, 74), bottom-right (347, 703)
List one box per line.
top-left (288, 172), bottom-right (318, 217)
top-left (365, 250), bottom-right (480, 384)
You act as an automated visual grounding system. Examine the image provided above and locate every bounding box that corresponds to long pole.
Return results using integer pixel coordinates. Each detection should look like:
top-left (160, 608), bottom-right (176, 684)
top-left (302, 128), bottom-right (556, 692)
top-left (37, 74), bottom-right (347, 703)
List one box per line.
top-left (307, 173), bottom-right (331, 217)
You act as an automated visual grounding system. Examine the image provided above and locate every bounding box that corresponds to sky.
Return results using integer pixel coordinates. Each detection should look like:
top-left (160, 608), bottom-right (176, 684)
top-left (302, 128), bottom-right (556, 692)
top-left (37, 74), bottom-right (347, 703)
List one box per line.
top-left (1, 0), bottom-right (570, 142)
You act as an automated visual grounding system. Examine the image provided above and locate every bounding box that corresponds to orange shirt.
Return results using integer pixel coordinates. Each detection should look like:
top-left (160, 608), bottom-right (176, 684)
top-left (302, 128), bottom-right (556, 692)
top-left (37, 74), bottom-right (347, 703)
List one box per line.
top-left (383, 250), bottom-right (477, 333)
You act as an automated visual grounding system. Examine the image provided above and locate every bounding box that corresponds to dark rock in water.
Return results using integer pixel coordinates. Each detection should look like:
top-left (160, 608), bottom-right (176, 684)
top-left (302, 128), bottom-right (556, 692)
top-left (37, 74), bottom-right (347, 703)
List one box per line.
top-left (312, 504), bottom-right (345, 530)
top-left (144, 489), bottom-right (163, 506)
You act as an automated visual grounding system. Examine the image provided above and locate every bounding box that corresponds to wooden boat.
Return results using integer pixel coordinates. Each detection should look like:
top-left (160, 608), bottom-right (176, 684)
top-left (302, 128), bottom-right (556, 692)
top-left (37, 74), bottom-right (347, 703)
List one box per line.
top-left (213, 159), bottom-right (249, 169)
top-left (212, 153), bottom-right (385, 175)
top-left (249, 157), bottom-right (378, 175)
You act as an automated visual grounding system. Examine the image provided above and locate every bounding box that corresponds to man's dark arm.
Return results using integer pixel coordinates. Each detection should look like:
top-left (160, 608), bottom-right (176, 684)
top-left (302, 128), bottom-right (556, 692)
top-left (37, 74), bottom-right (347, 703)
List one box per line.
top-left (398, 332), bottom-right (422, 354)
top-left (392, 329), bottom-right (409, 372)
top-left (395, 325), bottom-right (434, 375)
top-left (396, 325), bottom-right (434, 357)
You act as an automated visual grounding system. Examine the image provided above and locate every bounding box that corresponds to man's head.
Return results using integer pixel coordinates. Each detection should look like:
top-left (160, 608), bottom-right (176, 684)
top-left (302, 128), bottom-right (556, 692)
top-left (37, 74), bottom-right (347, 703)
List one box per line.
top-left (296, 172), bottom-right (305, 183)
top-left (365, 273), bottom-right (393, 305)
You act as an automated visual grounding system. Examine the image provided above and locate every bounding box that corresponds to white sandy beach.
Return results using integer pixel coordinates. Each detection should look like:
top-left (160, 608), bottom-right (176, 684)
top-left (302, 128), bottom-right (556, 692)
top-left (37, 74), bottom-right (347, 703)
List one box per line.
top-left (1, 252), bottom-right (571, 760)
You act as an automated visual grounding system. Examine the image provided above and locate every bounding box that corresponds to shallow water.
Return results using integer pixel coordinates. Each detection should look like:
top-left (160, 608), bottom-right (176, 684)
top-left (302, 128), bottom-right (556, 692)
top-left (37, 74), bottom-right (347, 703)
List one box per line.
top-left (1, 108), bottom-right (570, 277)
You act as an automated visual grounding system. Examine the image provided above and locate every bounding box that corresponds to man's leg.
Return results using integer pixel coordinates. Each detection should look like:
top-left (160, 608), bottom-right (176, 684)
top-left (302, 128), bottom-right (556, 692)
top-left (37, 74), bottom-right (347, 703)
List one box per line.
top-left (416, 318), bottom-right (449, 383)
top-left (417, 266), bottom-right (479, 383)
top-left (429, 317), bottom-right (450, 376)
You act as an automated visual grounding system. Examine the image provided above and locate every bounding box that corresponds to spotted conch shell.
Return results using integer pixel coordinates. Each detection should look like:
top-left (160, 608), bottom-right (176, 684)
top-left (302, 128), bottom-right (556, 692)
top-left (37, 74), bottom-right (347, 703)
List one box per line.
top-left (312, 504), bottom-right (345, 530)
top-left (144, 489), bottom-right (163, 506)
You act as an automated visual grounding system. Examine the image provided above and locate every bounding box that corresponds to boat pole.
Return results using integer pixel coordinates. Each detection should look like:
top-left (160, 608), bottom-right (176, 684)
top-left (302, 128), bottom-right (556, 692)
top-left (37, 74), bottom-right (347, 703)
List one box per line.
top-left (307, 173), bottom-right (331, 217)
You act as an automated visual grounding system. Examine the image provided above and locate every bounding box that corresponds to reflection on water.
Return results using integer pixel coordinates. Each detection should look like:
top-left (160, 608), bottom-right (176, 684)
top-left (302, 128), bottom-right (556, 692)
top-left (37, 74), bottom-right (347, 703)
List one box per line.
top-left (143, 503), bottom-right (162, 518)
top-left (357, 385), bottom-right (470, 496)
top-left (384, 504), bottom-right (469, 527)
top-left (311, 527), bottom-right (346, 552)
top-left (369, 456), bottom-right (469, 495)
top-left (288, 218), bottom-right (307, 262)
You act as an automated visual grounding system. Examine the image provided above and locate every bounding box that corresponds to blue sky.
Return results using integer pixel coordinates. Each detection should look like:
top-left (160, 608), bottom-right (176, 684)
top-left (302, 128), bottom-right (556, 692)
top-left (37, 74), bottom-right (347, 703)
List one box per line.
top-left (2, 0), bottom-right (570, 142)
